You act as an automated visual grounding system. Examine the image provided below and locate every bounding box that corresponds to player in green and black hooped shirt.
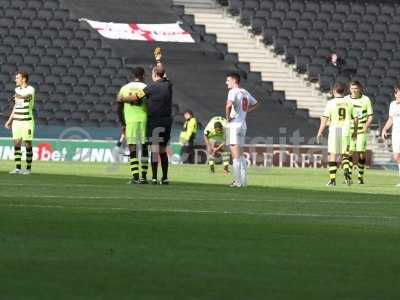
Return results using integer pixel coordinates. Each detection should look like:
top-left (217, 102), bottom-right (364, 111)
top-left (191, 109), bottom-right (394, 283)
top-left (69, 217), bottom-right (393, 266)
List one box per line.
top-left (117, 67), bottom-right (149, 184)
top-left (345, 81), bottom-right (373, 184)
top-left (4, 71), bottom-right (35, 175)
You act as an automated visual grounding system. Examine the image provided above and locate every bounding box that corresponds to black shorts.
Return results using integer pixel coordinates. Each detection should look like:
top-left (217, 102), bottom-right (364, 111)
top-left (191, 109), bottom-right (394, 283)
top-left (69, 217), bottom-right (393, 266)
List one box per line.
top-left (147, 117), bottom-right (172, 146)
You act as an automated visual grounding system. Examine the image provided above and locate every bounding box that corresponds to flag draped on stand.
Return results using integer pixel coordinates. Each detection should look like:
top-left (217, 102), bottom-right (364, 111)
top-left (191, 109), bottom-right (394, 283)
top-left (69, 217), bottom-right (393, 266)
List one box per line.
top-left (80, 18), bottom-right (195, 43)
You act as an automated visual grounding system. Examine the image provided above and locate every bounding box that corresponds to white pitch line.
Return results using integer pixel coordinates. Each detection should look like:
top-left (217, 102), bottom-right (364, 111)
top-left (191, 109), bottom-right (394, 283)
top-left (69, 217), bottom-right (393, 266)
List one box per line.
top-left (0, 193), bottom-right (392, 205)
top-left (2, 203), bottom-right (398, 220)
top-left (0, 182), bottom-right (101, 188)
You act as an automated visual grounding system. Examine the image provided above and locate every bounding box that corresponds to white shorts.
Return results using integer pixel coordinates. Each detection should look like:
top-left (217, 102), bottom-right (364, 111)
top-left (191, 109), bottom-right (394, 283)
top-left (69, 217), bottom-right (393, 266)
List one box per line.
top-left (226, 122), bottom-right (246, 146)
top-left (392, 134), bottom-right (400, 153)
top-left (328, 127), bottom-right (350, 155)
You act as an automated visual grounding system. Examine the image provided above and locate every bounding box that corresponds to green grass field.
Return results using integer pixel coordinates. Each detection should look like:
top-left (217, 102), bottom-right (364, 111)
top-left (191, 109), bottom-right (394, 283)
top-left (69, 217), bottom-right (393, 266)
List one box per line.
top-left (0, 161), bottom-right (399, 300)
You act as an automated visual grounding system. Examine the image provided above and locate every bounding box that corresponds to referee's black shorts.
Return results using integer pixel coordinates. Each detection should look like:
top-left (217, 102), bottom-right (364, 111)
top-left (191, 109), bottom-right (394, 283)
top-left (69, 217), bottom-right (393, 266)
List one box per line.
top-left (147, 116), bottom-right (172, 147)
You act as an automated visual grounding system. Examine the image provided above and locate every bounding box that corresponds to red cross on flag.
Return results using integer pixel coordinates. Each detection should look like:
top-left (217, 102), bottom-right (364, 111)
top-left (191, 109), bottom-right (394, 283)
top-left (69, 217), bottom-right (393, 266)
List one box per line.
top-left (80, 18), bottom-right (195, 43)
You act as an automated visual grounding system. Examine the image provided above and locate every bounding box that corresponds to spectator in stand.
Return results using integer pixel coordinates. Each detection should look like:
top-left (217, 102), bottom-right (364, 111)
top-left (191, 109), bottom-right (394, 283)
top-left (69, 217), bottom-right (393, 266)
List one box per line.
top-left (327, 52), bottom-right (346, 75)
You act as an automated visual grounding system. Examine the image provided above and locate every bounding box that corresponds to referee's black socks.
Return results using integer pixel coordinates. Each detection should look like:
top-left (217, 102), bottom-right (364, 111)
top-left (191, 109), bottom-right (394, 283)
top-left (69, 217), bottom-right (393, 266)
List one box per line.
top-left (151, 152), bottom-right (158, 180)
top-left (150, 151), bottom-right (168, 181)
top-left (160, 152), bottom-right (168, 180)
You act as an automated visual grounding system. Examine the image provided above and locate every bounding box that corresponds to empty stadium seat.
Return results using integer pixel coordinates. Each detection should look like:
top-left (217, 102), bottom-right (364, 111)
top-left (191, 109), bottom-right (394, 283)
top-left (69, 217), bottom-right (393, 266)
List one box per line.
top-left (41, 55), bottom-right (57, 66)
top-left (69, 38), bottom-right (85, 48)
top-left (52, 65), bottom-right (68, 76)
top-left (43, 0), bottom-right (59, 10)
top-left (57, 56), bottom-right (73, 67)
top-left (56, 84), bottom-right (73, 95)
top-left (23, 55), bottom-right (40, 65)
top-left (31, 19), bottom-right (47, 29)
top-left (46, 46), bottom-right (61, 56)
top-left (68, 66), bottom-right (84, 76)
top-left (53, 9), bottom-right (69, 20)
top-left (4, 0), bottom-right (385, 132)
top-left (78, 76), bottom-right (94, 86)
top-left (21, 9), bottom-right (37, 19)
top-left (218, 0), bottom-right (400, 123)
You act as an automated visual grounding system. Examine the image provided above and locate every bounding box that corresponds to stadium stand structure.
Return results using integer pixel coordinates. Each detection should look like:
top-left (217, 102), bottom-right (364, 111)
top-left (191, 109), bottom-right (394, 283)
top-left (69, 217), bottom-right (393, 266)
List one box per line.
top-left (215, 0), bottom-right (400, 124)
top-left (0, 0), bottom-right (132, 127)
top-left (175, 0), bottom-right (329, 120)
top-left (0, 0), bottom-right (318, 141)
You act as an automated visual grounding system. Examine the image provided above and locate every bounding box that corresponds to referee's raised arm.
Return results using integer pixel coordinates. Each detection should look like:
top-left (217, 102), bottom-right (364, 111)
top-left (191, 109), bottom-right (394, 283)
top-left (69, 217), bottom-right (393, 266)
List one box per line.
top-left (145, 48), bottom-right (173, 185)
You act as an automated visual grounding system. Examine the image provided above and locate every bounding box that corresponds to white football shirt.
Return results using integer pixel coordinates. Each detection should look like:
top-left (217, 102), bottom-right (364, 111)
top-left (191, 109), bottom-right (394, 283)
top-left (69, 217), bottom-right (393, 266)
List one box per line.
top-left (226, 87), bottom-right (257, 125)
top-left (389, 101), bottom-right (400, 134)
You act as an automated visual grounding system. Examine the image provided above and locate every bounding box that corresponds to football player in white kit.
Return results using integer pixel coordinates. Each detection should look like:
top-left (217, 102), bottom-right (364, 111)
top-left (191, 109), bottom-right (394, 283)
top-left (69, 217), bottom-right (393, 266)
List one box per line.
top-left (225, 72), bottom-right (259, 187)
top-left (381, 84), bottom-right (400, 187)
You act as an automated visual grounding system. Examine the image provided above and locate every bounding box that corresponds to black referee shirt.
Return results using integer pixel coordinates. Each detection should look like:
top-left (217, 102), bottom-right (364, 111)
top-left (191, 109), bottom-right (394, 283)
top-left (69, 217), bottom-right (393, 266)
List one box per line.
top-left (143, 78), bottom-right (173, 119)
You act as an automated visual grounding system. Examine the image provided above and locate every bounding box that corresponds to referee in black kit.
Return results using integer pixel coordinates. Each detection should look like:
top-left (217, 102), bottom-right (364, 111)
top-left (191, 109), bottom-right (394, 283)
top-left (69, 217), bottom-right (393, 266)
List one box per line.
top-left (118, 48), bottom-right (172, 185)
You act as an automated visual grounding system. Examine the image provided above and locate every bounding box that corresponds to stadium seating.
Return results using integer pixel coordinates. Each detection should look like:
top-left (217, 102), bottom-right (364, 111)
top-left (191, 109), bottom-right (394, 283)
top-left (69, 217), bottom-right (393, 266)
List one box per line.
top-left (0, 0), bottom-right (131, 127)
top-left (0, 0), bottom-right (318, 140)
top-left (221, 0), bottom-right (400, 124)
top-left (63, 0), bottom-right (319, 139)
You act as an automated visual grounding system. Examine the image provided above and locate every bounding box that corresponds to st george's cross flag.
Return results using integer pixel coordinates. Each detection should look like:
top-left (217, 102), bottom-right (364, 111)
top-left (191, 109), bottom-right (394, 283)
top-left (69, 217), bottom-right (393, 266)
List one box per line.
top-left (81, 18), bottom-right (195, 43)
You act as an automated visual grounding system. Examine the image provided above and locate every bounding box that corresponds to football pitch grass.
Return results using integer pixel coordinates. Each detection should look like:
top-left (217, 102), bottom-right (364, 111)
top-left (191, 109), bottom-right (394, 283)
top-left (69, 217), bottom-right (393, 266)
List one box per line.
top-left (0, 161), bottom-right (399, 300)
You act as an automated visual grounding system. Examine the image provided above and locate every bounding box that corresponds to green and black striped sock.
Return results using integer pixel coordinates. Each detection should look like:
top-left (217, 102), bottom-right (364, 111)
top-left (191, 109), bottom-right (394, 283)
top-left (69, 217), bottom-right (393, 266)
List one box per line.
top-left (328, 161), bottom-right (337, 181)
top-left (26, 146), bottom-right (33, 170)
top-left (14, 146), bottom-right (22, 170)
top-left (348, 157), bottom-right (353, 177)
top-left (130, 151), bottom-right (139, 181)
top-left (141, 144), bottom-right (149, 180)
top-left (342, 155), bottom-right (350, 174)
top-left (358, 158), bottom-right (366, 180)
